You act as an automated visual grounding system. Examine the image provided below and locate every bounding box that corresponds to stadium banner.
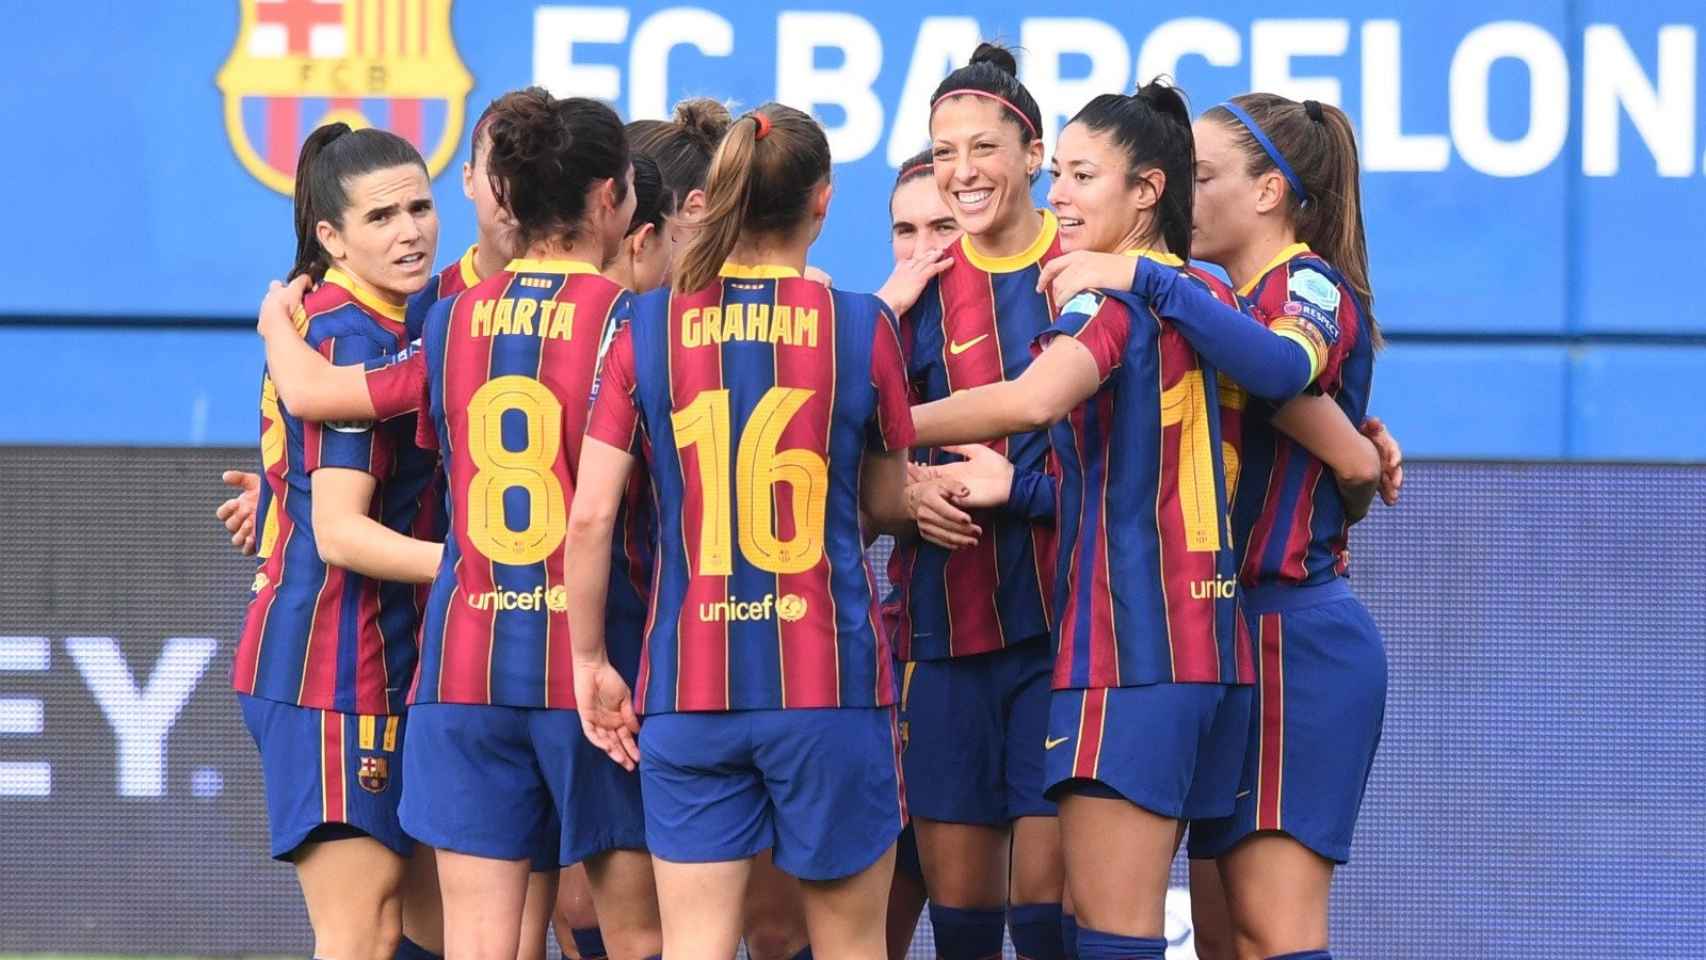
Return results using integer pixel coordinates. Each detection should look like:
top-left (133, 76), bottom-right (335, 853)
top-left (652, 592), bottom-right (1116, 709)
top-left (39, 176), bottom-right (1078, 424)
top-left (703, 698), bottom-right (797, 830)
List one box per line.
top-left (1, 447), bottom-right (1701, 958)
top-left (1, 0), bottom-right (1703, 335)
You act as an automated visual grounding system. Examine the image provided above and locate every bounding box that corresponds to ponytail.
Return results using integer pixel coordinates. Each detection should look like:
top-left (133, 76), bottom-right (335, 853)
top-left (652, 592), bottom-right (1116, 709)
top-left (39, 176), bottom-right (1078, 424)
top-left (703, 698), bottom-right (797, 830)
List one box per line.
top-left (1208, 94), bottom-right (1381, 347)
top-left (672, 105), bottom-right (831, 294)
top-left (673, 114), bottom-right (760, 293)
top-left (1069, 77), bottom-right (1195, 259)
top-left (289, 123), bottom-right (351, 284)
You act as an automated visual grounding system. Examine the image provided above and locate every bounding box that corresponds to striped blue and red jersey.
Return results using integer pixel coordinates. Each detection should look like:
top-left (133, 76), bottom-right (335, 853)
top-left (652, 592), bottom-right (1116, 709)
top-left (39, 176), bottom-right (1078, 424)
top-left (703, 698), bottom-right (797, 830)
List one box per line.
top-left (1231, 243), bottom-right (1375, 588)
top-left (405, 243), bottom-right (482, 337)
top-left (366, 258), bottom-right (636, 708)
top-left (1038, 252), bottom-right (1252, 690)
top-left (234, 269), bottom-right (438, 716)
top-left (886, 211), bottom-right (1062, 661)
top-left (585, 265), bottom-right (915, 715)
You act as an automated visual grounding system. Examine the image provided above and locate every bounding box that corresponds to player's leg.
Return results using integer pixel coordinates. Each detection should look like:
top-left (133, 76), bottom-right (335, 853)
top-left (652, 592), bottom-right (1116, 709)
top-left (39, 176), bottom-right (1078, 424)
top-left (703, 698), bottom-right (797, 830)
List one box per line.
top-left (536, 709), bottom-right (659, 960)
top-left (240, 696), bottom-right (411, 960)
top-left (905, 653), bottom-right (1010, 960)
top-left (398, 703), bottom-right (558, 960)
top-left (884, 825), bottom-right (928, 960)
top-left (1057, 790), bottom-right (1178, 955)
top-left (553, 863), bottom-right (606, 960)
top-left (397, 845), bottom-right (444, 959)
top-left (760, 705), bottom-right (902, 960)
top-left (515, 866), bottom-right (560, 960)
top-left (636, 711), bottom-right (770, 960)
top-left (742, 849), bottom-right (812, 960)
top-left (1186, 857), bottom-right (1235, 960)
top-left (1004, 642), bottom-right (1066, 960)
top-left (1209, 596), bottom-right (1386, 960)
top-left (799, 842), bottom-right (898, 960)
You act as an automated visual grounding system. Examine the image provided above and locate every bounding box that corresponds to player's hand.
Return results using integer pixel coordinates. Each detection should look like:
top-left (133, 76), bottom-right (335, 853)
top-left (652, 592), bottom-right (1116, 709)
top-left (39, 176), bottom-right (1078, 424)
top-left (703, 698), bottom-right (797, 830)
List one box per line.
top-left (1361, 416), bottom-right (1404, 506)
top-left (930, 444), bottom-right (1014, 510)
top-left (1036, 250), bottom-right (1138, 305)
top-left (906, 477), bottom-right (981, 550)
top-left (876, 246), bottom-right (953, 317)
top-left (216, 470), bottom-right (262, 555)
top-left (574, 659), bottom-right (640, 770)
top-left (258, 275), bottom-right (311, 342)
top-left (804, 265), bottom-right (834, 286)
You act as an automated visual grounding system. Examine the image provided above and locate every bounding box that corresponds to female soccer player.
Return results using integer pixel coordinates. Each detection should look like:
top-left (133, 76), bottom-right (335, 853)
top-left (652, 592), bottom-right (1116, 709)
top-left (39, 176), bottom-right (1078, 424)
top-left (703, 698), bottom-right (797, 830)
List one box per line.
top-left (886, 42), bottom-right (1068, 960)
top-left (565, 103), bottom-right (914, 960)
top-left (257, 88), bottom-right (663, 960)
top-left (234, 123), bottom-right (445, 960)
top-left (1040, 93), bottom-right (1389, 960)
top-left (626, 97), bottom-right (730, 247)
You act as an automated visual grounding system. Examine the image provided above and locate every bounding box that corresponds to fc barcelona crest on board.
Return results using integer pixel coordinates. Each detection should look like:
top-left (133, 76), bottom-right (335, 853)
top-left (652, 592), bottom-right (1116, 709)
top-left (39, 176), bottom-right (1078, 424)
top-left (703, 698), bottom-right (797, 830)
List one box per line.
top-left (217, 0), bottom-right (473, 195)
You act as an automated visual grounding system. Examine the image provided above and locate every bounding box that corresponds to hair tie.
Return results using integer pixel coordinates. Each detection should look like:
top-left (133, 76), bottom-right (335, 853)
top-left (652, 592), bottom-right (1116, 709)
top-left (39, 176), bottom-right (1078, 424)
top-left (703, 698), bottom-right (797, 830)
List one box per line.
top-left (752, 112), bottom-right (772, 141)
top-left (1217, 100), bottom-right (1309, 207)
top-left (1304, 99), bottom-right (1325, 124)
top-left (929, 88), bottom-right (1038, 140)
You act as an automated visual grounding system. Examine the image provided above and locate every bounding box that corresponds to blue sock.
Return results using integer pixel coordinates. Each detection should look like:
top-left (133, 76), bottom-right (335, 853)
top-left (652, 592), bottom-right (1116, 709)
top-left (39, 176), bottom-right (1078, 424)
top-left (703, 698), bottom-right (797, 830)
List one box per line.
top-left (569, 927), bottom-right (608, 960)
top-left (393, 937), bottom-right (441, 960)
top-left (1074, 926), bottom-right (1167, 960)
top-left (929, 903), bottom-right (1007, 960)
top-left (789, 950), bottom-right (814, 960)
top-left (1266, 953), bottom-right (1331, 960)
top-left (1062, 913), bottom-right (1079, 958)
top-left (1009, 903), bottom-right (1065, 960)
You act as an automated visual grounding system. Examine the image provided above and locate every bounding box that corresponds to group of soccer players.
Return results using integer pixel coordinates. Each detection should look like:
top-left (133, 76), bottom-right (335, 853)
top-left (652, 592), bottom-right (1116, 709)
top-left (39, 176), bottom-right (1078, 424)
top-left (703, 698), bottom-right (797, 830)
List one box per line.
top-left (218, 39), bottom-right (1403, 960)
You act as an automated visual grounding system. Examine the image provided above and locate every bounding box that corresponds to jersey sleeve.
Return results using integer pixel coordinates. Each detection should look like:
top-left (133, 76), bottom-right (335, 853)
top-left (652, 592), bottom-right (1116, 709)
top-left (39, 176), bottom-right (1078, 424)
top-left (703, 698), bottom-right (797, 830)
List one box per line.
top-left (301, 334), bottom-right (394, 478)
top-left (1035, 290), bottom-right (1131, 383)
top-left (1006, 467), bottom-right (1057, 522)
top-left (1131, 258), bottom-right (1314, 402)
top-left (868, 304), bottom-right (916, 452)
top-left (363, 342), bottom-right (428, 421)
top-left (1263, 263), bottom-right (1346, 390)
top-left (586, 324), bottom-right (642, 454)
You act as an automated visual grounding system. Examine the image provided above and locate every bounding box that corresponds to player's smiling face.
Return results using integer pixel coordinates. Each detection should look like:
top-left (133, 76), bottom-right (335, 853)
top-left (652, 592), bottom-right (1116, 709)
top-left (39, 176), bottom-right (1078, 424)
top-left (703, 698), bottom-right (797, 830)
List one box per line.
top-left (1190, 118), bottom-right (1262, 266)
top-left (1048, 121), bottom-right (1164, 255)
top-left (318, 164), bottom-right (440, 305)
top-left (889, 174), bottom-right (961, 264)
top-left (929, 96), bottom-right (1040, 242)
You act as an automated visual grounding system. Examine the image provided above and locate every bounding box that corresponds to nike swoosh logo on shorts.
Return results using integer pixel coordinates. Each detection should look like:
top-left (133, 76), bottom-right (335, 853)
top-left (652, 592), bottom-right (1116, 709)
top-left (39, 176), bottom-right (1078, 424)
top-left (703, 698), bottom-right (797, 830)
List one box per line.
top-left (1236, 789), bottom-right (1252, 799)
top-left (949, 334), bottom-right (989, 355)
top-left (1044, 735), bottom-right (1071, 749)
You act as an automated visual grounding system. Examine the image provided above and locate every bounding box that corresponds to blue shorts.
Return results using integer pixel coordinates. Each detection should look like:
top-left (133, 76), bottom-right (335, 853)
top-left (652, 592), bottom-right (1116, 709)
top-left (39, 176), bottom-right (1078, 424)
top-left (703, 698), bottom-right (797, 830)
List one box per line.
top-left (899, 638), bottom-right (1055, 825)
top-left (398, 703), bottom-right (646, 869)
top-left (1188, 579), bottom-right (1386, 863)
top-left (239, 694), bottom-right (412, 860)
top-left (1044, 683), bottom-right (1251, 821)
top-left (639, 707), bottom-right (905, 882)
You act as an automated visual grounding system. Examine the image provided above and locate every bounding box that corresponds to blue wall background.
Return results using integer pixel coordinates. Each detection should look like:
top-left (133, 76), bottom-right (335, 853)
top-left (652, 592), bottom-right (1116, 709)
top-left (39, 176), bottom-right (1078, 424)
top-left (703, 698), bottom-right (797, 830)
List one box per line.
top-left (2, 1), bottom-right (1704, 456)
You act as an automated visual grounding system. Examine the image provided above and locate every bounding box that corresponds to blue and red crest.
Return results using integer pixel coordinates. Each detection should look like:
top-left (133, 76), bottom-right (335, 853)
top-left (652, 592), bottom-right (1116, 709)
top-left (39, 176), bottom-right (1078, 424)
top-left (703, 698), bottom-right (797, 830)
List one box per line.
top-left (216, 0), bottom-right (473, 194)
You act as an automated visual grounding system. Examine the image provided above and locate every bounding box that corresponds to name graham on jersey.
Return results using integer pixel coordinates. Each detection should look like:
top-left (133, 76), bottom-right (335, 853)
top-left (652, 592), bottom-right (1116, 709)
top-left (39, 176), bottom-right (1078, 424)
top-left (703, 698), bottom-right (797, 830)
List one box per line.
top-left (469, 297), bottom-right (575, 341)
top-left (682, 303), bottom-right (819, 349)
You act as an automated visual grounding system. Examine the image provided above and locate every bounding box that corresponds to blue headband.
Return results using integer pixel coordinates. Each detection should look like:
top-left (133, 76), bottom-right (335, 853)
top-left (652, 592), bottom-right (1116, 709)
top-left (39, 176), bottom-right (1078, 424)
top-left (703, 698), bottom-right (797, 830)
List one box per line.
top-left (1217, 101), bottom-right (1308, 207)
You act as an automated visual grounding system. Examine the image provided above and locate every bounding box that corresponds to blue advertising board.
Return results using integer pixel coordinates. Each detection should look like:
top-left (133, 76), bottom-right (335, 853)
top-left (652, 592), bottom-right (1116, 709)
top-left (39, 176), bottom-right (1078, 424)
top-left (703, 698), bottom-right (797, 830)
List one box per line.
top-left (1, 1), bottom-right (1704, 456)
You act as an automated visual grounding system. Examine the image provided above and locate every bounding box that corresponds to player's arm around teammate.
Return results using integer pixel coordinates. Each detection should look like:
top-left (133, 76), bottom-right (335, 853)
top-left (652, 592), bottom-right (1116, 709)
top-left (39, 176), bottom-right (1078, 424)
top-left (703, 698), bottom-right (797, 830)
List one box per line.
top-left (567, 104), bottom-right (913, 960)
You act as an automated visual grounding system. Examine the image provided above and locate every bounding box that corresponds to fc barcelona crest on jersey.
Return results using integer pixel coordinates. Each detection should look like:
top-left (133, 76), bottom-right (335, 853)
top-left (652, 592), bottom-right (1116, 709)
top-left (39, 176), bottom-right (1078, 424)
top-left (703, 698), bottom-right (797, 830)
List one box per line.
top-left (216, 0), bottom-right (473, 195)
top-left (357, 755), bottom-right (390, 793)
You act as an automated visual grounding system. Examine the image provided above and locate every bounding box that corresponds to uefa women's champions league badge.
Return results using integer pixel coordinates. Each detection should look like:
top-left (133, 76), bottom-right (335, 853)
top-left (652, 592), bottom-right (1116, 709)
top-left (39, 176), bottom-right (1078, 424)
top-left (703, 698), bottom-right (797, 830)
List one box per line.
top-left (217, 0), bottom-right (473, 195)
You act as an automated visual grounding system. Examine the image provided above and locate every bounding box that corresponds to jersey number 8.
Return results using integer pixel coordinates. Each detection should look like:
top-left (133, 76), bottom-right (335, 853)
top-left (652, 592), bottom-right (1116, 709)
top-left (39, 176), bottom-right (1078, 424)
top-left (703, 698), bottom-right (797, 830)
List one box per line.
top-left (465, 376), bottom-right (567, 566)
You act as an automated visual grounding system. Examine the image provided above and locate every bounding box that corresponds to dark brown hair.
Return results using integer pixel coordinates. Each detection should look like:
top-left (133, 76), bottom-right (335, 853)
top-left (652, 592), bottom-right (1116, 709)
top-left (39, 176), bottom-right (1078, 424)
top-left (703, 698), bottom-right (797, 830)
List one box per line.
top-left (930, 42), bottom-right (1042, 146)
top-left (1070, 78), bottom-right (1194, 259)
top-left (1206, 93), bottom-right (1381, 345)
top-left (672, 104), bottom-right (830, 293)
top-left (289, 124), bottom-right (426, 283)
top-left (482, 87), bottom-right (629, 251)
top-left (626, 98), bottom-right (732, 209)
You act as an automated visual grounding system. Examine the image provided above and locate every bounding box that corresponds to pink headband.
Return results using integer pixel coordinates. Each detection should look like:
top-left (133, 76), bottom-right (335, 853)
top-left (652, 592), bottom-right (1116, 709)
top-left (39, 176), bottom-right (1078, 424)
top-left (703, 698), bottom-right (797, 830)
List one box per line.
top-left (900, 162), bottom-right (932, 180)
top-left (930, 88), bottom-right (1038, 139)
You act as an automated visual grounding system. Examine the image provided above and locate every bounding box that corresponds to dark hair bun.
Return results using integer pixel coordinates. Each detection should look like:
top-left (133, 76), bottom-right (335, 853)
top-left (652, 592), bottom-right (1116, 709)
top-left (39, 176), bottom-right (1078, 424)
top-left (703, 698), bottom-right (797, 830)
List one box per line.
top-left (969, 42), bottom-right (1018, 77)
top-left (673, 97), bottom-right (732, 147)
top-left (1136, 77), bottom-right (1191, 131)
